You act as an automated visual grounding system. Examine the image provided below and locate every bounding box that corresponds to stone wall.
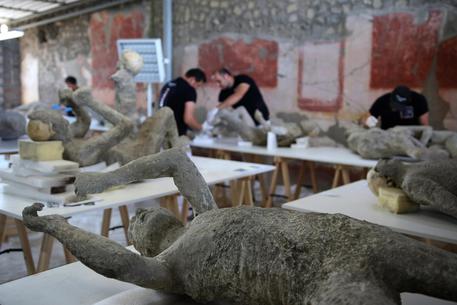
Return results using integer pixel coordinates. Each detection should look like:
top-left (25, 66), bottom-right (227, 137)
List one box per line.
top-left (17, 0), bottom-right (457, 131)
top-left (157, 0), bottom-right (457, 131)
top-left (21, 16), bottom-right (92, 105)
top-left (20, 0), bottom-right (151, 110)
top-left (0, 39), bottom-right (21, 110)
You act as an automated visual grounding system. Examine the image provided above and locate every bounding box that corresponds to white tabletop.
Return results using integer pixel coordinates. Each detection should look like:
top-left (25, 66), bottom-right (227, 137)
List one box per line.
top-left (0, 248), bottom-right (454, 305)
top-left (282, 180), bottom-right (457, 244)
top-left (0, 156), bottom-right (274, 219)
top-left (192, 138), bottom-right (377, 168)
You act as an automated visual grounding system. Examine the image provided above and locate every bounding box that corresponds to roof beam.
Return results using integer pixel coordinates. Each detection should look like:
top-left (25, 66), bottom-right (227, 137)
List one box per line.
top-left (38, 0), bottom-right (67, 3)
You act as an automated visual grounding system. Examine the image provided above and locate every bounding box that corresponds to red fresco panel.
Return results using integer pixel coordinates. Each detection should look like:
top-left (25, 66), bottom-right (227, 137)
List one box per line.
top-left (89, 10), bottom-right (144, 89)
top-left (198, 36), bottom-right (278, 88)
top-left (370, 11), bottom-right (443, 89)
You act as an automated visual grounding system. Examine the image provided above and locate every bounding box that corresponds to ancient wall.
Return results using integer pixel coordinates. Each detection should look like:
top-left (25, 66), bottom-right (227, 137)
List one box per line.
top-left (18, 0), bottom-right (457, 131)
top-left (0, 39), bottom-right (21, 110)
top-left (156, 0), bottom-right (457, 131)
top-left (20, 0), bottom-right (151, 110)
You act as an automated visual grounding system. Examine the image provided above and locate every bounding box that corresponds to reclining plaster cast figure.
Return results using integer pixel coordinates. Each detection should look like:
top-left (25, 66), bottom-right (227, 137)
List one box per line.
top-left (345, 125), bottom-right (457, 160)
top-left (22, 147), bottom-right (457, 305)
top-left (27, 88), bottom-right (133, 166)
top-left (103, 106), bottom-right (184, 165)
top-left (417, 126), bottom-right (457, 158)
top-left (368, 158), bottom-right (457, 219)
top-left (0, 110), bottom-right (26, 140)
top-left (210, 107), bottom-right (457, 160)
top-left (27, 88), bottom-right (181, 166)
top-left (112, 49), bottom-right (144, 125)
top-left (345, 125), bottom-right (427, 159)
top-left (208, 107), bottom-right (265, 143)
top-left (210, 107), bottom-right (335, 147)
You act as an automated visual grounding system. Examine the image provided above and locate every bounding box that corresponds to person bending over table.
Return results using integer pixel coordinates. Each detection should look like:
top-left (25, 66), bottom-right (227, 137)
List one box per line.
top-left (368, 85), bottom-right (429, 130)
top-left (159, 68), bottom-right (207, 136)
top-left (213, 68), bottom-right (270, 125)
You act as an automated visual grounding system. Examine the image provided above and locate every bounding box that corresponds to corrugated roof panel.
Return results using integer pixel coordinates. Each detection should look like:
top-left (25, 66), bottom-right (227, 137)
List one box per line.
top-left (0, 0), bottom-right (82, 22)
top-left (0, 8), bottom-right (32, 19)
top-left (26, 2), bottom-right (60, 12)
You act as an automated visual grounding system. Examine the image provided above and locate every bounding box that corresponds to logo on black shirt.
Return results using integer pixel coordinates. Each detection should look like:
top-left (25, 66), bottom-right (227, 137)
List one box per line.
top-left (399, 106), bottom-right (414, 119)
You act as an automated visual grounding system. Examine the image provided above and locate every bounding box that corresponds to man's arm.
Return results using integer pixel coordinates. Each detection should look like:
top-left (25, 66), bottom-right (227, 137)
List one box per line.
top-left (22, 203), bottom-right (173, 290)
top-left (217, 83), bottom-right (250, 109)
top-left (416, 93), bottom-right (429, 126)
top-left (368, 96), bottom-right (385, 127)
top-left (419, 112), bottom-right (429, 126)
top-left (183, 101), bottom-right (202, 131)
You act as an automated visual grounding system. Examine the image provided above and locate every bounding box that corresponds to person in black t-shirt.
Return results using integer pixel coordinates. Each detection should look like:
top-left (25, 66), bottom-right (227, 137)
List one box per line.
top-left (65, 76), bottom-right (79, 91)
top-left (213, 68), bottom-right (270, 125)
top-left (159, 68), bottom-right (207, 136)
top-left (369, 85), bottom-right (429, 130)
top-left (61, 76), bottom-right (80, 117)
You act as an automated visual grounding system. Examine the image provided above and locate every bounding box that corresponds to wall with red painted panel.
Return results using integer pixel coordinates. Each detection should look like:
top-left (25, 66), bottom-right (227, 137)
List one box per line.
top-left (89, 9), bottom-right (145, 91)
top-left (177, 7), bottom-right (457, 130)
top-left (370, 11), bottom-right (443, 89)
top-left (20, 2), bottom-right (149, 110)
top-left (198, 37), bottom-right (278, 88)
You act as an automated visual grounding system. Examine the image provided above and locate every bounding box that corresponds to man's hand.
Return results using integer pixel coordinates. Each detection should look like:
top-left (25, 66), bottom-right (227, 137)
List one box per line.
top-left (184, 102), bottom-right (202, 130)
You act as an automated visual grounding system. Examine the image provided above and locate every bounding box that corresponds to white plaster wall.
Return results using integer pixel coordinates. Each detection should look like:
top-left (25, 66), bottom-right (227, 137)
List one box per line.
top-left (263, 41), bottom-right (298, 114)
top-left (21, 53), bottom-right (39, 104)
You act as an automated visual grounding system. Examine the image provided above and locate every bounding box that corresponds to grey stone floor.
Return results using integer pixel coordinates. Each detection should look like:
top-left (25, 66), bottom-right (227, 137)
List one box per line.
top-left (0, 155), bottom-right (313, 284)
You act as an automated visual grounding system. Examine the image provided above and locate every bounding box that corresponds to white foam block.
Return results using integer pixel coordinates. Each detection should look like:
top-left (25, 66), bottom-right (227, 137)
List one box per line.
top-left (10, 154), bottom-right (79, 174)
top-left (0, 168), bottom-right (75, 188)
top-left (295, 136), bottom-right (310, 145)
top-left (3, 185), bottom-right (77, 204)
top-left (5, 180), bottom-right (72, 194)
top-left (291, 143), bottom-right (309, 149)
top-left (11, 163), bottom-right (79, 177)
top-left (237, 141), bottom-right (253, 147)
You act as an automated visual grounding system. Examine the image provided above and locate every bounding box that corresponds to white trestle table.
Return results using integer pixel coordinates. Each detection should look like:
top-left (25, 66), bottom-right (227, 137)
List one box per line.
top-left (283, 180), bottom-right (457, 244)
top-left (0, 156), bottom-right (274, 274)
top-left (192, 139), bottom-right (377, 206)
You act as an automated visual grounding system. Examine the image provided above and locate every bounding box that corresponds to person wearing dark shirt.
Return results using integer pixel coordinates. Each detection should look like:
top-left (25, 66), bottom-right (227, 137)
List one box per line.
top-left (65, 76), bottom-right (79, 91)
top-left (369, 85), bottom-right (429, 130)
top-left (213, 68), bottom-right (270, 124)
top-left (62, 76), bottom-right (80, 117)
top-left (159, 68), bottom-right (206, 136)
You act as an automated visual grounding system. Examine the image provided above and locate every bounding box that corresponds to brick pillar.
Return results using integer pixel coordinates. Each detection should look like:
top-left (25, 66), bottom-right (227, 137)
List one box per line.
top-left (0, 39), bottom-right (21, 110)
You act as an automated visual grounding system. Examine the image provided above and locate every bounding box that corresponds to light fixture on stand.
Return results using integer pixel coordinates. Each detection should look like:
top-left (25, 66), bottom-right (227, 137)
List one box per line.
top-left (0, 24), bottom-right (24, 41)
